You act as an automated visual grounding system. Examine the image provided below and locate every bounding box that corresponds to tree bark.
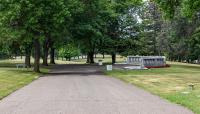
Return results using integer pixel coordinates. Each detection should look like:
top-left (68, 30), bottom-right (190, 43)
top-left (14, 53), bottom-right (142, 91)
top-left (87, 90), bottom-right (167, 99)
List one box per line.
top-left (87, 53), bottom-right (90, 63)
top-left (89, 52), bottom-right (94, 64)
top-left (50, 47), bottom-right (55, 64)
top-left (102, 53), bottom-right (105, 59)
top-left (42, 38), bottom-right (49, 66)
top-left (25, 47), bottom-right (31, 68)
top-left (112, 53), bottom-right (116, 64)
top-left (33, 38), bottom-right (40, 73)
top-left (86, 52), bottom-right (94, 63)
top-left (25, 54), bottom-right (31, 68)
top-left (90, 54), bottom-right (94, 64)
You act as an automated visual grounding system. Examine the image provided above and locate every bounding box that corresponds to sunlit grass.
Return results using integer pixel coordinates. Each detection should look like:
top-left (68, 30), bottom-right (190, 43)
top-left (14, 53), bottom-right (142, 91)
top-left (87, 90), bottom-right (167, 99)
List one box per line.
top-left (106, 63), bottom-right (200, 114)
top-left (0, 59), bottom-right (50, 100)
top-left (57, 54), bottom-right (126, 64)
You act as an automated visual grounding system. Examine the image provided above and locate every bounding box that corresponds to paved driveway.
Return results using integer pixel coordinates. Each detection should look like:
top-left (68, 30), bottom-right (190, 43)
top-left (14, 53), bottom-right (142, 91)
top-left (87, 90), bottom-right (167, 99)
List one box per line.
top-left (0, 64), bottom-right (194, 114)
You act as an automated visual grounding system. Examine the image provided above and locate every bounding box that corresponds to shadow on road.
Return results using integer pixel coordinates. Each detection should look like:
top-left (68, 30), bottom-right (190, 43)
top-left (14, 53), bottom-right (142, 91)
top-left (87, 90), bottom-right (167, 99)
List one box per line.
top-left (44, 64), bottom-right (105, 76)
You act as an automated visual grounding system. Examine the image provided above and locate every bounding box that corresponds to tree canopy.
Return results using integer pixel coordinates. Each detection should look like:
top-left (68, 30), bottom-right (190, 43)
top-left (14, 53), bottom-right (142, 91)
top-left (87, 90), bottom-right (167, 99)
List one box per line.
top-left (0, 0), bottom-right (200, 72)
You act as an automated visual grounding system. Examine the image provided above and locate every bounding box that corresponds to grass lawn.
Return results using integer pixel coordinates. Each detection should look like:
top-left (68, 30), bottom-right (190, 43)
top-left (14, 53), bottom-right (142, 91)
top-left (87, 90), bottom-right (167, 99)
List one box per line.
top-left (0, 59), bottom-right (49, 100)
top-left (106, 62), bottom-right (200, 114)
top-left (56, 54), bottom-right (126, 64)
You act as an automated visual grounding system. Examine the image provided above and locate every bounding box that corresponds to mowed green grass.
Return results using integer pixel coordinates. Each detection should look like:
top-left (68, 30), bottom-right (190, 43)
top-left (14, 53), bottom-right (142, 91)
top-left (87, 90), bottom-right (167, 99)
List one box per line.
top-left (106, 62), bottom-right (200, 114)
top-left (0, 59), bottom-right (49, 100)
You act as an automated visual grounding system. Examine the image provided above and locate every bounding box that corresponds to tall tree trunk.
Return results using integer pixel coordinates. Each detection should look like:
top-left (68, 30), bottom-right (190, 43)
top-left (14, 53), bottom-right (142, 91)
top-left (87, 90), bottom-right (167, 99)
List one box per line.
top-left (89, 52), bottom-right (94, 64)
top-left (42, 38), bottom-right (49, 66)
top-left (87, 53), bottom-right (90, 63)
top-left (25, 54), bottom-right (31, 68)
top-left (102, 53), bottom-right (105, 59)
top-left (50, 47), bottom-right (55, 64)
top-left (33, 38), bottom-right (40, 73)
top-left (86, 52), bottom-right (94, 63)
top-left (25, 47), bottom-right (31, 68)
top-left (112, 53), bottom-right (116, 64)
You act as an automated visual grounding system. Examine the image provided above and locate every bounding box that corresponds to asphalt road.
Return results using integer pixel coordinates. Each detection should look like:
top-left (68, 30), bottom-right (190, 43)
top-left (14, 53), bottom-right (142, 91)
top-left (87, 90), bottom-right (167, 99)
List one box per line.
top-left (0, 64), bottom-right (194, 114)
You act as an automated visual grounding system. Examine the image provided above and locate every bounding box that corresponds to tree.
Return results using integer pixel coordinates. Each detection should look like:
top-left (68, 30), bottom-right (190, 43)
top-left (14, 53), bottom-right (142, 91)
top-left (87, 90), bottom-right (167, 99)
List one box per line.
top-left (104, 0), bottom-right (142, 64)
top-left (71, 0), bottom-right (113, 64)
top-left (189, 26), bottom-right (200, 61)
top-left (152, 0), bottom-right (200, 62)
top-left (154, 0), bottom-right (200, 18)
top-left (0, 0), bottom-right (71, 72)
top-left (58, 43), bottom-right (80, 61)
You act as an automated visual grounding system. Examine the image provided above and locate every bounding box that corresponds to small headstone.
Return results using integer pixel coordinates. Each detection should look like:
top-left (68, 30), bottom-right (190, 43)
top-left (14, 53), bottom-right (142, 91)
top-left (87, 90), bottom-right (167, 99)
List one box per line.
top-left (98, 60), bottom-right (103, 66)
top-left (188, 84), bottom-right (195, 91)
top-left (106, 65), bottom-right (112, 71)
top-left (181, 91), bottom-right (190, 95)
